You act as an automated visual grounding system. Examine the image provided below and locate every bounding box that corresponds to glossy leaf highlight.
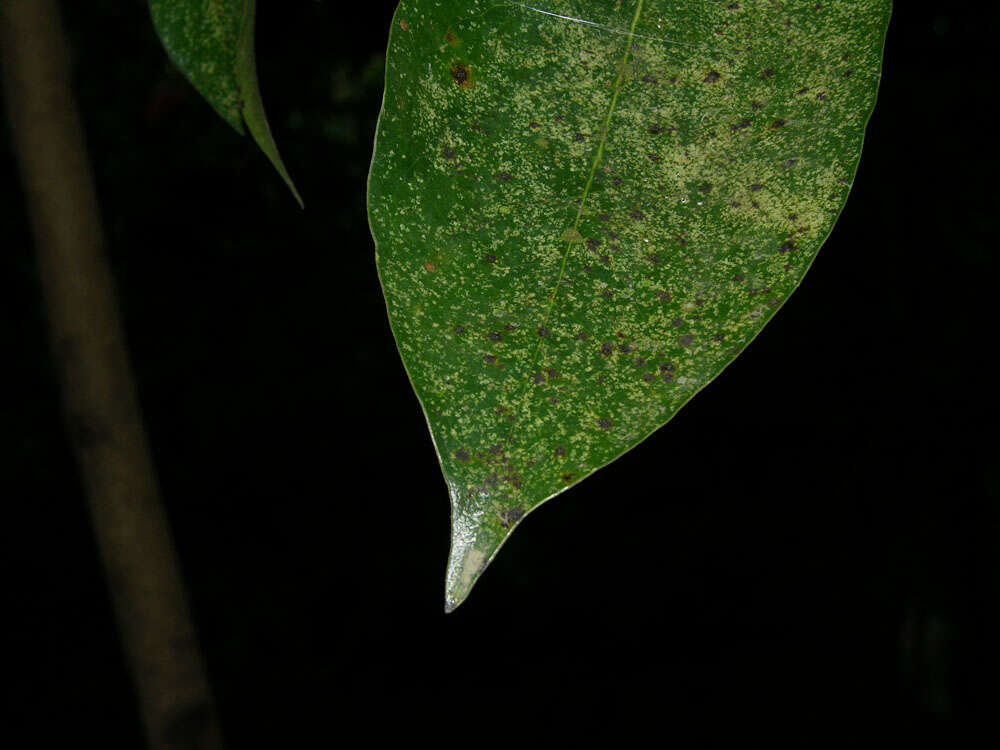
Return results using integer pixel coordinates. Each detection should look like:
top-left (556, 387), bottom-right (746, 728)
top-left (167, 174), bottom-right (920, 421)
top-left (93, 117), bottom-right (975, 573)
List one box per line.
top-left (368, 0), bottom-right (891, 610)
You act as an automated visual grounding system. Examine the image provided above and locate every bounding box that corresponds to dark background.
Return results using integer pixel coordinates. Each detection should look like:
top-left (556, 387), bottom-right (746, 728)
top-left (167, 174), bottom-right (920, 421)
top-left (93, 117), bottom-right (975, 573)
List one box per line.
top-left (2, 0), bottom-right (996, 745)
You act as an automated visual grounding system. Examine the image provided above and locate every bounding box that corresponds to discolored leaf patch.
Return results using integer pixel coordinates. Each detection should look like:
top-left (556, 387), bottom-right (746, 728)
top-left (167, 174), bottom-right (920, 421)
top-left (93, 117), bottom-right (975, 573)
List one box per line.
top-left (368, 0), bottom-right (891, 610)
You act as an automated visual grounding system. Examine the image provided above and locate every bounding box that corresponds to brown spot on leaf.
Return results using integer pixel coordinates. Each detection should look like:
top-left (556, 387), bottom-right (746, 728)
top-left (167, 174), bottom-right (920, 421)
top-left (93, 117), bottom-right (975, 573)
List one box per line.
top-left (597, 418), bottom-right (613, 430)
top-left (450, 62), bottom-right (471, 88)
top-left (703, 71), bottom-right (721, 83)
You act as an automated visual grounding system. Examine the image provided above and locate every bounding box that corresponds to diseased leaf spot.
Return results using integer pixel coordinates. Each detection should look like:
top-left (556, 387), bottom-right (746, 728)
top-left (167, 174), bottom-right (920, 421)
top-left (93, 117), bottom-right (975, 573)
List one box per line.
top-left (498, 507), bottom-right (524, 528)
top-left (597, 418), bottom-right (613, 430)
top-left (450, 62), bottom-right (472, 88)
top-left (455, 449), bottom-right (470, 462)
top-left (537, 326), bottom-right (550, 337)
top-left (703, 71), bottom-right (721, 83)
top-left (678, 334), bottom-right (694, 347)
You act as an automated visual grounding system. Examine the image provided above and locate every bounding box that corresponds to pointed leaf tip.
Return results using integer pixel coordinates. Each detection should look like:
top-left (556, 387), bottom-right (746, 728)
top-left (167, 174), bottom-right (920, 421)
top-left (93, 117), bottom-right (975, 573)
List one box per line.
top-left (149, 0), bottom-right (302, 206)
top-left (443, 489), bottom-right (531, 610)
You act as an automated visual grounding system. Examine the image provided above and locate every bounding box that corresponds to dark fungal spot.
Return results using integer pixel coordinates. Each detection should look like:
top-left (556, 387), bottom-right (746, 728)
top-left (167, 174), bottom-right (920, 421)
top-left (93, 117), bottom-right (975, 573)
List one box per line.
top-left (647, 153), bottom-right (661, 163)
top-left (661, 372), bottom-right (675, 383)
top-left (561, 473), bottom-right (574, 483)
top-left (483, 354), bottom-right (496, 364)
top-left (600, 255), bottom-right (611, 265)
top-left (779, 240), bottom-right (797, 253)
top-left (727, 2), bottom-right (740, 8)
top-left (617, 342), bottom-right (631, 354)
top-left (796, 86), bottom-right (809, 95)
top-left (771, 119), bottom-right (786, 129)
top-left (576, 330), bottom-right (588, 340)
top-left (455, 448), bottom-right (470, 462)
top-left (529, 121), bottom-right (540, 128)
top-left (711, 332), bottom-right (726, 342)
top-left (598, 213), bottom-right (611, 221)
top-left (642, 74), bottom-right (658, 84)
top-left (633, 357), bottom-right (645, 368)
top-left (648, 123), bottom-right (665, 135)
top-left (450, 62), bottom-right (470, 87)
top-left (597, 418), bottom-right (613, 430)
top-left (629, 209), bottom-right (645, 220)
top-left (600, 342), bottom-right (613, 356)
top-left (751, 100), bottom-right (763, 109)
top-left (488, 331), bottom-right (502, 342)
top-left (611, 177), bottom-right (623, 187)
top-left (586, 237), bottom-right (602, 252)
top-left (816, 91), bottom-right (826, 100)
top-left (548, 397), bottom-right (559, 405)
top-left (656, 290), bottom-right (672, 301)
top-left (643, 372), bottom-right (655, 382)
top-left (441, 146), bottom-right (456, 159)
top-left (484, 253), bottom-right (496, 263)
top-left (495, 172), bottom-right (512, 182)
top-left (703, 71), bottom-right (721, 83)
top-left (498, 507), bottom-right (525, 528)
top-left (573, 132), bottom-right (586, 142)
top-left (760, 68), bottom-right (775, 81)
top-left (731, 117), bottom-right (751, 131)
top-left (546, 368), bottom-right (559, 380)
top-left (733, 273), bottom-right (745, 282)
top-left (750, 183), bottom-right (763, 192)
top-left (678, 334), bottom-right (694, 347)
top-left (531, 372), bottom-right (545, 384)
top-left (768, 297), bottom-right (781, 307)
top-left (780, 158), bottom-right (798, 169)
top-left (554, 445), bottom-right (566, 457)
top-left (842, 68), bottom-right (855, 78)
top-left (453, 325), bottom-right (466, 335)
top-left (699, 183), bottom-right (713, 194)
top-left (537, 326), bottom-right (550, 337)
top-left (671, 317), bottom-right (684, 328)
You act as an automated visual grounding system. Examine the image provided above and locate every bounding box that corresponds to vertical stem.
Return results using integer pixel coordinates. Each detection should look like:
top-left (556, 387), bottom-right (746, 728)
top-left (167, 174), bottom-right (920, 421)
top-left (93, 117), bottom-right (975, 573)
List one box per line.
top-left (0, 1), bottom-right (223, 747)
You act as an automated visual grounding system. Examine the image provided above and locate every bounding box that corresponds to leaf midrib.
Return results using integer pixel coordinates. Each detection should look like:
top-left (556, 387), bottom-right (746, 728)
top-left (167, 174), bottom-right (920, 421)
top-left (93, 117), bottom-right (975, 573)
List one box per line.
top-left (518, 0), bottom-right (647, 414)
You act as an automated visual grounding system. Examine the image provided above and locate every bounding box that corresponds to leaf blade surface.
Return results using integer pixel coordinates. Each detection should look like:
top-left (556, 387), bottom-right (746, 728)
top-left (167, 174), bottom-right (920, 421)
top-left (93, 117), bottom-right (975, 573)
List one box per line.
top-left (368, 0), bottom-right (891, 610)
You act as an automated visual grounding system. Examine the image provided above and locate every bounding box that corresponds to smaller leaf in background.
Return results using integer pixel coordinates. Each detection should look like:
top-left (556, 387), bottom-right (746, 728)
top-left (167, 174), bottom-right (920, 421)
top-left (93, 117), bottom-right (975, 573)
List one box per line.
top-left (149, 0), bottom-right (302, 206)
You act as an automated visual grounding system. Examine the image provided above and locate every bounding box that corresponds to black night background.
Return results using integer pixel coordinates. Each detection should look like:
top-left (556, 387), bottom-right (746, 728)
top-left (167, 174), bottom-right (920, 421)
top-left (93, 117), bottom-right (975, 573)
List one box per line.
top-left (2, 1), bottom-right (996, 746)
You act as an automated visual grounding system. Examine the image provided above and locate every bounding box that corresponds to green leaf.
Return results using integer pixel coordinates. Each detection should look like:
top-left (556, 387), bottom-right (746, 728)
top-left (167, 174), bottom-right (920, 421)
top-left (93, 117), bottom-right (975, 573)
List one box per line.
top-left (149, 0), bottom-right (302, 206)
top-left (368, 0), bottom-right (891, 610)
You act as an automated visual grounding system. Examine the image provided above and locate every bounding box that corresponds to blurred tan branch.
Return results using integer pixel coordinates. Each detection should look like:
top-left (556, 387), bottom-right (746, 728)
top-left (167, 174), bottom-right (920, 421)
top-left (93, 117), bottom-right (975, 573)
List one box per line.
top-left (0, 1), bottom-right (222, 747)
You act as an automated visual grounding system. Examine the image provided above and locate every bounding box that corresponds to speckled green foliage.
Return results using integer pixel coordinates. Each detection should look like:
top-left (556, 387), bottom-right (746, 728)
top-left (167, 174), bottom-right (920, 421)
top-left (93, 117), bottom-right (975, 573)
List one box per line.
top-left (368, 0), bottom-right (890, 610)
top-left (149, 0), bottom-right (302, 205)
